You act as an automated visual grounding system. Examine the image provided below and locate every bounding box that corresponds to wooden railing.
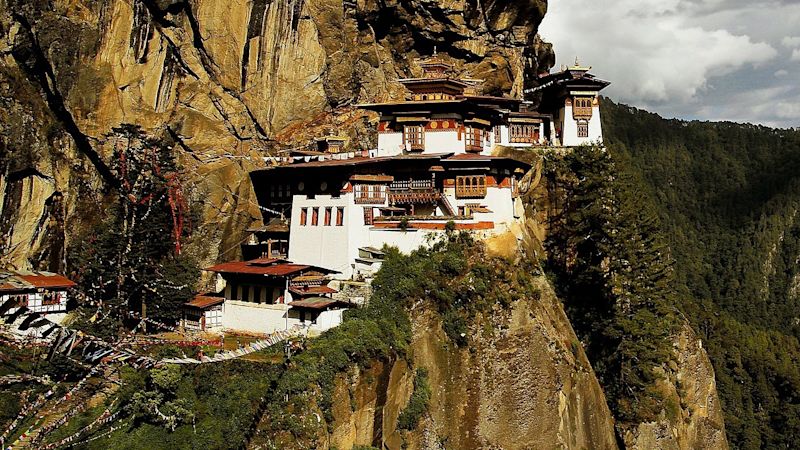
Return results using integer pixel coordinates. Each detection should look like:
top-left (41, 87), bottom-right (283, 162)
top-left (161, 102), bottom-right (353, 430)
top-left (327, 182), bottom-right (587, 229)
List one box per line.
top-left (573, 106), bottom-right (593, 118)
top-left (389, 180), bottom-right (433, 191)
top-left (355, 195), bottom-right (386, 204)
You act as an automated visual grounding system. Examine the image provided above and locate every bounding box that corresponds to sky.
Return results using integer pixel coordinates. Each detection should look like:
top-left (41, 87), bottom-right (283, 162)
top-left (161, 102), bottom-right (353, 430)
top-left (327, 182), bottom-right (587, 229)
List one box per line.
top-left (539, 0), bottom-right (800, 128)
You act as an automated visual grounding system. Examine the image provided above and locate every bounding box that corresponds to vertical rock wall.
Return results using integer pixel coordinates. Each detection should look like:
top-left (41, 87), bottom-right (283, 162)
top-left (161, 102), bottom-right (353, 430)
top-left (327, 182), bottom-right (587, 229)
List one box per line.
top-left (0, 0), bottom-right (552, 270)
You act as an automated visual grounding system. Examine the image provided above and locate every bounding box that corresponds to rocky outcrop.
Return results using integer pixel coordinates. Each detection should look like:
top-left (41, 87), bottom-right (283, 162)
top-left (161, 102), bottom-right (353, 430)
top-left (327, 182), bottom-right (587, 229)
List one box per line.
top-left (0, 0), bottom-right (552, 271)
top-left (323, 275), bottom-right (619, 450)
top-left (621, 324), bottom-right (728, 450)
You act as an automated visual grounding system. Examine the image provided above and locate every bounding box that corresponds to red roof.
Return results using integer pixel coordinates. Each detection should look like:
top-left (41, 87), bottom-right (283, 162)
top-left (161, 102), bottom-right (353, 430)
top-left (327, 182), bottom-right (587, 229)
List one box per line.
top-left (206, 261), bottom-right (312, 276)
top-left (20, 274), bottom-right (77, 289)
top-left (185, 294), bottom-right (225, 309)
top-left (247, 258), bottom-right (288, 266)
top-left (0, 271), bottom-right (76, 292)
top-left (206, 259), bottom-right (337, 277)
top-left (289, 286), bottom-right (338, 296)
top-left (289, 298), bottom-right (353, 310)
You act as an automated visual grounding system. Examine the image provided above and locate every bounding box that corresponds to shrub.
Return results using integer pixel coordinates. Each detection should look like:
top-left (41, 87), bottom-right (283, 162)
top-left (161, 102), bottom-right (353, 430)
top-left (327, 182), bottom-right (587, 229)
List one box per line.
top-left (397, 368), bottom-right (431, 430)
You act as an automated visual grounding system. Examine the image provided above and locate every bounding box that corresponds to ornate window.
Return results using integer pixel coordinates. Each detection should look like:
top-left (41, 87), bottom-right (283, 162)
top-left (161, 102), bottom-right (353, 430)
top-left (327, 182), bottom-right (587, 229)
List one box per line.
top-left (510, 124), bottom-right (539, 143)
top-left (311, 207), bottom-right (319, 226)
top-left (42, 293), bottom-right (61, 306)
top-left (494, 126), bottom-right (502, 143)
top-left (573, 97), bottom-right (593, 119)
top-left (354, 184), bottom-right (386, 204)
top-left (11, 295), bottom-right (27, 308)
top-left (465, 126), bottom-right (484, 152)
top-left (577, 121), bottom-right (589, 138)
top-left (363, 207), bottom-right (374, 225)
top-left (403, 125), bottom-right (425, 151)
top-left (324, 207), bottom-right (332, 226)
top-left (300, 208), bottom-right (307, 226)
top-left (455, 175), bottom-right (487, 198)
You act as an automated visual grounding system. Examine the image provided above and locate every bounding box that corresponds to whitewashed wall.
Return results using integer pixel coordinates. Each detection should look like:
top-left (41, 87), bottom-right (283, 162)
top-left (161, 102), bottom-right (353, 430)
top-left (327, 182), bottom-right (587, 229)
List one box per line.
top-left (560, 104), bottom-right (603, 147)
top-left (1, 291), bottom-right (69, 314)
top-left (222, 300), bottom-right (291, 334)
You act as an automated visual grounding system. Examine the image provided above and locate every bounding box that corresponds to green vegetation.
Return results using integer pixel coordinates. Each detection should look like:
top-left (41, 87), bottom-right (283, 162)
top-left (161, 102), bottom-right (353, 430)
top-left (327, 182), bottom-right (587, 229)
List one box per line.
top-left (248, 232), bottom-right (542, 447)
top-left (601, 99), bottom-right (800, 448)
top-left (544, 145), bottom-right (680, 423)
top-left (397, 368), bottom-right (431, 430)
top-left (69, 124), bottom-right (199, 333)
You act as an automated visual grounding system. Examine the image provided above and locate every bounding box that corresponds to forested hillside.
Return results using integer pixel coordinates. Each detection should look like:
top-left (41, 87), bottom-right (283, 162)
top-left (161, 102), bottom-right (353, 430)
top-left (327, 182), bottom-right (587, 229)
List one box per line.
top-left (602, 100), bottom-right (800, 448)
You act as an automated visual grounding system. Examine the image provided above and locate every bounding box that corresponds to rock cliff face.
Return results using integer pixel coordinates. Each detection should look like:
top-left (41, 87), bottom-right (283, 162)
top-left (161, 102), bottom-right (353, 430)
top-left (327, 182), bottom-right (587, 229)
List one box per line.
top-left (621, 324), bottom-right (728, 450)
top-left (0, 0), bottom-right (553, 271)
top-left (0, 2), bottom-right (729, 448)
top-left (302, 274), bottom-right (619, 450)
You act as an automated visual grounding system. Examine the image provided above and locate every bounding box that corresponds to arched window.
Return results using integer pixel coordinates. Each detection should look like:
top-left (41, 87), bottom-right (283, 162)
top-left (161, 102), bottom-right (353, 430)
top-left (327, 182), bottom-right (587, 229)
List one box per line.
top-left (456, 175), bottom-right (487, 198)
top-left (573, 96), bottom-right (593, 119)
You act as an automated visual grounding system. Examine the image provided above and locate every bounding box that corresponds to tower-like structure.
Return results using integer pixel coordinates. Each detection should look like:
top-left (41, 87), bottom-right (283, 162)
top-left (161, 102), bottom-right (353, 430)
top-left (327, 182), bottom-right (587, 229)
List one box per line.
top-left (534, 60), bottom-right (610, 146)
top-left (360, 53), bottom-right (506, 156)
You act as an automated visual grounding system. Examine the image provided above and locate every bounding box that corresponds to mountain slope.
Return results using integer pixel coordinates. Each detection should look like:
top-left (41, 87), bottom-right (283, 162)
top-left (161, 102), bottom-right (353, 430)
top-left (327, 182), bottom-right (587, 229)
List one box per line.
top-left (602, 100), bottom-right (800, 449)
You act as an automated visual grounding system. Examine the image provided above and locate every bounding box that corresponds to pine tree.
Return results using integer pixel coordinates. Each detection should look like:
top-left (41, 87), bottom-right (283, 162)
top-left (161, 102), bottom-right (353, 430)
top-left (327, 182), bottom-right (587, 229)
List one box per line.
top-left (546, 145), bottom-right (678, 423)
top-left (71, 125), bottom-right (199, 332)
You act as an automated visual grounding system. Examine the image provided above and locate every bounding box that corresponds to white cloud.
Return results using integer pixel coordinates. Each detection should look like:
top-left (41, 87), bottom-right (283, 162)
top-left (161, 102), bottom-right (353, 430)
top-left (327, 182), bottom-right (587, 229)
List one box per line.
top-left (792, 49), bottom-right (800, 61)
top-left (775, 69), bottom-right (789, 77)
top-left (782, 36), bottom-right (800, 47)
top-left (540, 0), bottom-right (778, 106)
top-left (704, 86), bottom-right (800, 127)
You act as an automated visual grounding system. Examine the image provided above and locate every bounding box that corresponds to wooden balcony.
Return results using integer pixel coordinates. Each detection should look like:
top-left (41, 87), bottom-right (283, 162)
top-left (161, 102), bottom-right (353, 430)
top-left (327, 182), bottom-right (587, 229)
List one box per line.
top-left (354, 195), bottom-right (386, 205)
top-left (455, 187), bottom-right (487, 198)
top-left (389, 180), bottom-right (434, 191)
top-left (573, 106), bottom-right (593, 119)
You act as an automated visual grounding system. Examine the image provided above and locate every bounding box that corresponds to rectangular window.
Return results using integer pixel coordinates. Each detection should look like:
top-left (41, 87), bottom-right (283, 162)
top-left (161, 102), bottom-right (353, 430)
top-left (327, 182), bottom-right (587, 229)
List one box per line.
top-left (403, 125), bottom-right (424, 151)
top-left (354, 184), bottom-right (385, 204)
top-left (455, 175), bottom-right (488, 198)
top-left (494, 126), bottom-right (502, 143)
top-left (577, 121), bottom-right (589, 138)
top-left (324, 207), bottom-right (332, 226)
top-left (510, 124), bottom-right (539, 143)
top-left (573, 97), bottom-right (593, 119)
top-left (465, 127), bottom-right (483, 152)
top-left (336, 207), bottom-right (344, 226)
top-left (300, 208), bottom-right (307, 226)
top-left (311, 207), bottom-right (319, 226)
top-left (363, 207), bottom-right (374, 225)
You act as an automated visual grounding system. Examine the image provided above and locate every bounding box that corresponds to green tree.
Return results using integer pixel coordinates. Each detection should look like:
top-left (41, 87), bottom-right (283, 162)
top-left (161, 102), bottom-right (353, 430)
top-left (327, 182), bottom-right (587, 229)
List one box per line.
top-left (546, 146), bottom-right (678, 423)
top-left (71, 125), bottom-right (199, 331)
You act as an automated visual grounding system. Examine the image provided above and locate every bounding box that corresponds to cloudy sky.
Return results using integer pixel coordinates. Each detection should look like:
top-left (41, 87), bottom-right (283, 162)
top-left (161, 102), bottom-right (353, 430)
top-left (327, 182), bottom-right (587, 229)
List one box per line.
top-left (539, 0), bottom-right (800, 128)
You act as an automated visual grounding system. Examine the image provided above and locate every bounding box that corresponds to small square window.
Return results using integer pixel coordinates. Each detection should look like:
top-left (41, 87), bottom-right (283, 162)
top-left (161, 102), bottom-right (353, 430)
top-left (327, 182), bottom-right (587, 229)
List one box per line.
top-left (363, 207), bottom-right (374, 225)
top-left (577, 121), bottom-right (589, 138)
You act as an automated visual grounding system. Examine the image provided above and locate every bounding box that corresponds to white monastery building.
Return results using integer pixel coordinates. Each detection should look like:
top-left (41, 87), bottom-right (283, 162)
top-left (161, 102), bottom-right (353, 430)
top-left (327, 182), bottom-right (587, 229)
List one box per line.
top-left (0, 270), bottom-right (77, 325)
top-left (203, 54), bottom-right (610, 335)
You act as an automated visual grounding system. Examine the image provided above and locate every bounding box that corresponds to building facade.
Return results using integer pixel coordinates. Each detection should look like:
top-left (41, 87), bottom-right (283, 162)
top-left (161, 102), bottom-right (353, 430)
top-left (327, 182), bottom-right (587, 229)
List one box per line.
top-left (201, 258), bottom-right (350, 335)
top-left (252, 152), bottom-right (528, 279)
top-left (0, 271), bottom-right (76, 323)
top-left (214, 53), bottom-right (611, 335)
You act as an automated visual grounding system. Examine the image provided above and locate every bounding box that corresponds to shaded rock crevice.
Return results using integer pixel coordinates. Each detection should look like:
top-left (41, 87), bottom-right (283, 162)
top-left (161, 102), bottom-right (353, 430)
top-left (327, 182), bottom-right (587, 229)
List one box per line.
top-left (9, 12), bottom-right (117, 188)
